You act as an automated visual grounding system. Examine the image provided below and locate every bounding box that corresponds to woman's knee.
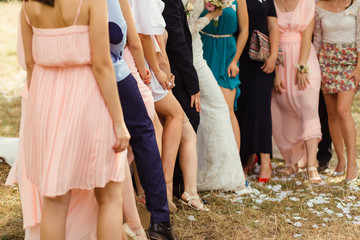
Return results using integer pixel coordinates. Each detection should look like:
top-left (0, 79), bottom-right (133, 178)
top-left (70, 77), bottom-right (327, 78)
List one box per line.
top-left (336, 106), bottom-right (352, 122)
top-left (181, 122), bottom-right (196, 143)
top-left (43, 192), bottom-right (71, 209)
top-left (95, 182), bottom-right (123, 206)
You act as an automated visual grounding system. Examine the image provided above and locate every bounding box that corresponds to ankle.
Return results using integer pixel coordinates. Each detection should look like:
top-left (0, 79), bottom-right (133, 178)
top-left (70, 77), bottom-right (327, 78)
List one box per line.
top-left (183, 188), bottom-right (197, 197)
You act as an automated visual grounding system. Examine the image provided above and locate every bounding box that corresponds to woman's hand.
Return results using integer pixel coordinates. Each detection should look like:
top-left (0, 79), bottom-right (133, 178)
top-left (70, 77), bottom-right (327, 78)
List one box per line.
top-left (113, 123), bottom-right (131, 153)
top-left (261, 55), bottom-right (277, 74)
top-left (350, 68), bottom-right (360, 92)
top-left (155, 69), bottom-right (170, 90)
top-left (140, 69), bottom-right (152, 85)
top-left (227, 61), bottom-right (239, 78)
top-left (273, 73), bottom-right (285, 93)
top-left (168, 73), bottom-right (175, 89)
top-left (295, 71), bottom-right (310, 91)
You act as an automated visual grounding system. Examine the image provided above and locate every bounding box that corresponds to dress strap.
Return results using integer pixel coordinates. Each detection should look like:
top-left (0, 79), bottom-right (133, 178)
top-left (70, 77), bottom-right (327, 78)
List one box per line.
top-left (22, 1), bottom-right (32, 26)
top-left (73, 0), bottom-right (84, 25)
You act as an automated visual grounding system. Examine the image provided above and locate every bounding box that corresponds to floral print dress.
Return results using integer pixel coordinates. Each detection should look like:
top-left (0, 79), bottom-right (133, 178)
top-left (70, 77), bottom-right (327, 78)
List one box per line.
top-left (313, 1), bottom-right (360, 94)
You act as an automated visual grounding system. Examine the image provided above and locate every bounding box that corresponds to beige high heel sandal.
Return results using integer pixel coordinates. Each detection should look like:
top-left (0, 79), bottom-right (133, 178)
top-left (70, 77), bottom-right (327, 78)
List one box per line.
top-left (279, 164), bottom-right (298, 176)
top-left (124, 223), bottom-right (148, 240)
top-left (179, 192), bottom-right (210, 212)
top-left (308, 167), bottom-right (322, 184)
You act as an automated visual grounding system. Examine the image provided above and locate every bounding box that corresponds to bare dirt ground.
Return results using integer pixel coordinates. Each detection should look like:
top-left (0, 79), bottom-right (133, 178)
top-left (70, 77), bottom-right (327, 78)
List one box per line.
top-left (1, 2), bottom-right (360, 239)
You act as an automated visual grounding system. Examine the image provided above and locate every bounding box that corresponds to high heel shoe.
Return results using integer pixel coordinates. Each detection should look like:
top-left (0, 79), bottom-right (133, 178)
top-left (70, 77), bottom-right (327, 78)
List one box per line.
top-left (345, 164), bottom-right (358, 185)
top-left (332, 170), bottom-right (345, 177)
top-left (308, 167), bottom-right (322, 184)
top-left (179, 192), bottom-right (210, 211)
top-left (332, 160), bottom-right (347, 176)
top-left (124, 223), bottom-right (148, 240)
top-left (279, 163), bottom-right (298, 176)
top-left (257, 164), bottom-right (271, 183)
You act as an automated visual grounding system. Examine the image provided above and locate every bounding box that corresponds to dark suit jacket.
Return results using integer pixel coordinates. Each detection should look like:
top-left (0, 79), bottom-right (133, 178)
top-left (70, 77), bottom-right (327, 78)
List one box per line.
top-left (162, 0), bottom-right (199, 96)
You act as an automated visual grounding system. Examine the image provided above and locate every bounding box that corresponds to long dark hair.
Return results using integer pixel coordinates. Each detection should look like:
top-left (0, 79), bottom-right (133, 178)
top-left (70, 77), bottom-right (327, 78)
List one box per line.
top-left (24, 0), bottom-right (55, 7)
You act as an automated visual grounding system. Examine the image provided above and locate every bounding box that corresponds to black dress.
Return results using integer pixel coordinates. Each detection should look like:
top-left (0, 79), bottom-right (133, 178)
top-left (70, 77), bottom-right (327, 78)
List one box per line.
top-left (236, 0), bottom-right (277, 163)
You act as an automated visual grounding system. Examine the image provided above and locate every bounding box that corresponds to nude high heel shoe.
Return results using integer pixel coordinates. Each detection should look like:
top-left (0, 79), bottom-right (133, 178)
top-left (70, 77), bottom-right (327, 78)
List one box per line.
top-left (124, 223), bottom-right (148, 240)
top-left (345, 164), bottom-right (359, 185)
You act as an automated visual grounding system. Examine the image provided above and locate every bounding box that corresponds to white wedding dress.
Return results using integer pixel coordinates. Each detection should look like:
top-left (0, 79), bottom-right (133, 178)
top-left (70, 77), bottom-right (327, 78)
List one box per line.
top-left (182, 0), bottom-right (246, 191)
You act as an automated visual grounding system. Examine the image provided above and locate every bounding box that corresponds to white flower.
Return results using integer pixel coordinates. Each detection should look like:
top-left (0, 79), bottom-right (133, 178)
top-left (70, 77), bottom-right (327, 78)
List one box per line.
top-left (186, 2), bottom-right (194, 11)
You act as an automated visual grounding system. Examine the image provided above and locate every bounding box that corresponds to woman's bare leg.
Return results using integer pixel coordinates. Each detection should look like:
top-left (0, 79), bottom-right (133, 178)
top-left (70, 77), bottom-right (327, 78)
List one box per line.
top-left (220, 87), bottom-right (240, 151)
top-left (259, 153), bottom-right (271, 179)
top-left (95, 181), bottom-right (125, 240)
top-left (41, 192), bottom-right (71, 240)
top-left (179, 120), bottom-right (198, 197)
top-left (179, 119), bottom-right (209, 210)
top-left (155, 92), bottom-right (184, 200)
top-left (324, 94), bottom-right (346, 172)
top-left (336, 91), bottom-right (357, 179)
top-left (122, 163), bottom-right (147, 239)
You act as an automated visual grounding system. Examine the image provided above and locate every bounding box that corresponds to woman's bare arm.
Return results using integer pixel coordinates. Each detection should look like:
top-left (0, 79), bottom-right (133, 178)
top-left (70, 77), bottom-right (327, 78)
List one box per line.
top-left (228, 0), bottom-right (249, 77)
top-left (262, 16), bottom-right (280, 74)
top-left (119, 0), bottom-right (149, 81)
top-left (20, 7), bottom-right (34, 89)
top-left (89, 0), bottom-right (129, 151)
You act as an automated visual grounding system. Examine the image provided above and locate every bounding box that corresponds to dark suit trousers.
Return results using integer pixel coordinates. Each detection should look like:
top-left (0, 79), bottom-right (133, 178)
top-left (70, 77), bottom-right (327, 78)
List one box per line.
top-left (317, 91), bottom-right (332, 166)
top-left (117, 75), bottom-right (169, 223)
top-left (171, 67), bottom-right (200, 131)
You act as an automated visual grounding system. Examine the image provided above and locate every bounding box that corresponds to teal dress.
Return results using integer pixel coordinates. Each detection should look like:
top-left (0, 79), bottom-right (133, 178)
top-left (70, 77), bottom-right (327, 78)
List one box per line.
top-left (200, 1), bottom-right (240, 108)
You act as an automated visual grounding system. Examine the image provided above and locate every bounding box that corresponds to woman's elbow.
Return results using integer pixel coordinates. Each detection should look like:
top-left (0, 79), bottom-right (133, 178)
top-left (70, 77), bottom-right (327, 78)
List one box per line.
top-left (127, 40), bottom-right (142, 53)
top-left (92, 58), bottom-right (113, 77)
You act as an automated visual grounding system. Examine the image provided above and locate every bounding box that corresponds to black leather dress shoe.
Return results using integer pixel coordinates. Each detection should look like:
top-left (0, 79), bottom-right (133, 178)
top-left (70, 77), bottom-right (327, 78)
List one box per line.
top-left (148, 223), bottom-right (178, 240)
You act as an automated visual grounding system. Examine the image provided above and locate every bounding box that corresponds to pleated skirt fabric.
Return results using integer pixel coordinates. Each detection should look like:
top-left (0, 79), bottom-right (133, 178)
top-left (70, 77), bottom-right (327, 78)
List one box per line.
top-left (23, 63), bottom-right (127, 197)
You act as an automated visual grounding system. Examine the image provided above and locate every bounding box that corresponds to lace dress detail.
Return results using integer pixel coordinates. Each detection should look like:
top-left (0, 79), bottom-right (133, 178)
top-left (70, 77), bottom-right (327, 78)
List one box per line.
top-left (182, 0), bottom-right (246, 192)
top-left (314, 1), bottom-right (360, 53)
top-left (184, 0), bottom-right (210, 36)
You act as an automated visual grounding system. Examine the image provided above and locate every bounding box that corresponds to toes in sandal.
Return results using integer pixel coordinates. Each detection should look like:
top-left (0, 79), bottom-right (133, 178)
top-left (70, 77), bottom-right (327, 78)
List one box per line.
top-left (308, 167), bottom-right (322, 184)
top-left (279, 164), bottom-right (298, 176)
top-left (179, 192), bottom-right (210, 212)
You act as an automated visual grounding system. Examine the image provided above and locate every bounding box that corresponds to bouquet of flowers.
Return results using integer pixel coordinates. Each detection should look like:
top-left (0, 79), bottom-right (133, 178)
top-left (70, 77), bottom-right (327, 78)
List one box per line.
top-left (204, 0), bottom-right (234, 26)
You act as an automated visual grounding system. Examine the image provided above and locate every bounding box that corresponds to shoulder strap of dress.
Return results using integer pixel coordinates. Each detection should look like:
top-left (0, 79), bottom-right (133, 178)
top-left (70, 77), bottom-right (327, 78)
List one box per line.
top-left (73, 0), bottom-right (84, 25)
top-left (22, 1), bottom-right (32, 26)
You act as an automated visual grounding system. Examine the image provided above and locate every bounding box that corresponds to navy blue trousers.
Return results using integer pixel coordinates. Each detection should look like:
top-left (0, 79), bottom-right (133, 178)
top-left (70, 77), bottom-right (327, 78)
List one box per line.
top-left (117, 75), bottom-right (169, 223)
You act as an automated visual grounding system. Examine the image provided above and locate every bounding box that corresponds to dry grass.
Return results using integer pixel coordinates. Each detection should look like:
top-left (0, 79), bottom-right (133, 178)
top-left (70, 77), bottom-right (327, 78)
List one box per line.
top-left (2, 1), bottom-right (360, 240)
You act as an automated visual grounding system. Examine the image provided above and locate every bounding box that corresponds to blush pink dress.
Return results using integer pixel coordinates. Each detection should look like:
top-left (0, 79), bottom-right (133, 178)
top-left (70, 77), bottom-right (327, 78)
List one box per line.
top-left (20, 0), bottom-right (126, 197)
top-left (6, 1), bottom-right (126, 238)
top-left (272, 0), bottom-right (322, 167)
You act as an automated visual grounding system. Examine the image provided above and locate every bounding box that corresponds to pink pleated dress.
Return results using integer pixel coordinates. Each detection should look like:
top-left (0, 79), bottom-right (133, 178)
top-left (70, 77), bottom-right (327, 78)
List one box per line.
top-left (20, 0), bottom-right (126, 197)
top-left (271, 0), bottom-right (322, 167)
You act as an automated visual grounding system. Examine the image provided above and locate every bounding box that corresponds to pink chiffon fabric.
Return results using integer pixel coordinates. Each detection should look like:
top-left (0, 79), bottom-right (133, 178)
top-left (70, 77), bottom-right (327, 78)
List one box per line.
top-left (272, 0), bottom-right (322, 167)
top-left (6, 2), bottom-right (127, 237)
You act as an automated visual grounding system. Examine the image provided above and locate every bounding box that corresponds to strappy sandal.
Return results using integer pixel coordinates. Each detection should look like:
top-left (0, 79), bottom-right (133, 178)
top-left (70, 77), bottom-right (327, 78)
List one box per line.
top-left (279, 164), bottom-right (298, 176)
top-left (179, 192), bottom-right (210, 212)
top-left (308, 167), bottom-right (322, 184)
top-left (124, 223), bottom-right (148, 240)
